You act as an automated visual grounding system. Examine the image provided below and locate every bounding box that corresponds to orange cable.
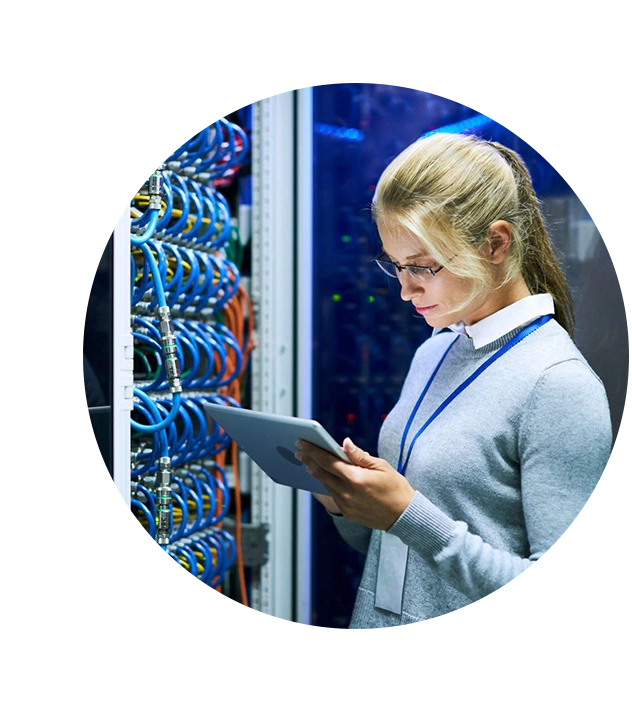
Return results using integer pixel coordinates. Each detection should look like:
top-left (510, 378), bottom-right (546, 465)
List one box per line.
top-left (231, 438), bottom-right (249, 607)
top-left (210, 282), bottom-right (256, 605)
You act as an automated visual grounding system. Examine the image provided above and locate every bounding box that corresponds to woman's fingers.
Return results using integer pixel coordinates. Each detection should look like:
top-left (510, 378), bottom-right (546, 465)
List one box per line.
top-left (294, 442), bottom-right (347, 496)
top-left (295, 440), bottom-right (349, 479)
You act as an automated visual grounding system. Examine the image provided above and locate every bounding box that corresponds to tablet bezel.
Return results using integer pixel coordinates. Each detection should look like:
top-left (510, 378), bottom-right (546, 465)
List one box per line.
top-left (203, 403), bottom-right (351, 495)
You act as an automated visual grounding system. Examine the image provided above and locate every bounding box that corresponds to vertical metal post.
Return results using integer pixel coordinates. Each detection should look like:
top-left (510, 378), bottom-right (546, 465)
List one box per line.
top-left (250, 92), bottom-right (296, 620)
top-left (295, 87), bottom-right (314, 625)
top-left (112, 209), bottom-right (132, 505)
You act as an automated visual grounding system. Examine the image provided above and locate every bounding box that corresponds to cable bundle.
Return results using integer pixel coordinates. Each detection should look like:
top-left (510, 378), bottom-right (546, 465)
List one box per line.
top-left (128, 115), bottom-right (253, 602)
top-left (132, 317), bottom-right (244, 393)
top-left (130, 241), bottom-right (240, 314)
top-left (164, 119), bottom-right (249, 187)
top-left (132, 172), bottom-right (234, 250)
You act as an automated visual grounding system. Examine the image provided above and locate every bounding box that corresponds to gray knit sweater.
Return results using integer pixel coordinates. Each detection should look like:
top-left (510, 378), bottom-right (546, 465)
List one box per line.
top-left (332, 318), bottom-right (612, 628)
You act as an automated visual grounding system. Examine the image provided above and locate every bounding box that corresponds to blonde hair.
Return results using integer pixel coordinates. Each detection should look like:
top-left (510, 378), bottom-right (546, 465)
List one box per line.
top-left (372, 133), bottom-right (574, 336)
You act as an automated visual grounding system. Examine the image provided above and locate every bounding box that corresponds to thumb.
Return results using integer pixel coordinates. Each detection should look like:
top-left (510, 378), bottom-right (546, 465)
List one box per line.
top-left (343, 437), bottom-right (377, 467)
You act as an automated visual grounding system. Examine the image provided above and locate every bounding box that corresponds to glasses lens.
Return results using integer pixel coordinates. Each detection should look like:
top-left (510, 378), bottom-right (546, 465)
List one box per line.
top-left (375, 258), bottom-right (398, 278)
top-left (407, 265), bottom-right (432, 279)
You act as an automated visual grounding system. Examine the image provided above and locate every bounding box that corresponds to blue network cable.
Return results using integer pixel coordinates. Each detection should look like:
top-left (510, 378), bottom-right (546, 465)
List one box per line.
top-left (131, 209), bottom-right (160, 246)
top-left (131, 498), bottom-right (157, 539)
top-left (129, 115), bottom-right (251, 593)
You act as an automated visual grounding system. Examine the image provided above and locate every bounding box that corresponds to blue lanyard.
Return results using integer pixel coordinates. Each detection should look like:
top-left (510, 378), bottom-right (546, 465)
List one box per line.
top-left (397, 314), bottom-right (552, 476)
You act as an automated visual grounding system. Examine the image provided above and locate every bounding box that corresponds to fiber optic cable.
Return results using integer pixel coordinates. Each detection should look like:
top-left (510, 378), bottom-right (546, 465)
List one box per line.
top-left (129, 115), bottom-right (252, 595)
top-left (131, 388), bottom-right (181, 440)
top-left (131, 209), bottom-right (160, 247)
top-left (131, 498), bottom-right (157, 539)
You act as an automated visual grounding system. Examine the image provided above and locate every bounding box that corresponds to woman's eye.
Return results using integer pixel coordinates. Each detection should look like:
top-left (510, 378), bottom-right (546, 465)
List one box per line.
top-left (408, 265), bottom-right (429, 276)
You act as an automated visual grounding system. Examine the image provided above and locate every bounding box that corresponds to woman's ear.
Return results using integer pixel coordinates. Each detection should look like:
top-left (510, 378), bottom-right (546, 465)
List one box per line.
top-left (488, 220), bottom-right (513, 264)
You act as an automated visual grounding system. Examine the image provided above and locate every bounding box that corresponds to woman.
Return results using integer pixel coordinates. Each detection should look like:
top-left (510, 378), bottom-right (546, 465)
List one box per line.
top-left (295, 132), bottom-right (612, 628)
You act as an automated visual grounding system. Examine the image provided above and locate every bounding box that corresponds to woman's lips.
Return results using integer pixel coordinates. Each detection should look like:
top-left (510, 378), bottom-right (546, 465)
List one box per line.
top-left (415, 305), bottom-right (437, 315)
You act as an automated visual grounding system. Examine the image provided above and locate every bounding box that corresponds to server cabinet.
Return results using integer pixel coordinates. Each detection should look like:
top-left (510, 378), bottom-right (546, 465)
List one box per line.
top-left (304, 83), bottom-right (627, 628)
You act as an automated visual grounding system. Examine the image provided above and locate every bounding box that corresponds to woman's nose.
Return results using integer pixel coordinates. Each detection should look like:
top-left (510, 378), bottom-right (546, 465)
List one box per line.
top-left (399, 272), bottom-right (423, 302)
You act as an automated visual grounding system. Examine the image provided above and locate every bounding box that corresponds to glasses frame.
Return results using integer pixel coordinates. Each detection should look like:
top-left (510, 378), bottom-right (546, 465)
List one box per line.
top-left (373, 250), bottom-right (445, 280)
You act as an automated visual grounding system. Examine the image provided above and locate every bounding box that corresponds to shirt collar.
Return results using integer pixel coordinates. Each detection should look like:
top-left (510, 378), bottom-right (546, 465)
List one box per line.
top-left (432, 293), bottom-right (555, 349)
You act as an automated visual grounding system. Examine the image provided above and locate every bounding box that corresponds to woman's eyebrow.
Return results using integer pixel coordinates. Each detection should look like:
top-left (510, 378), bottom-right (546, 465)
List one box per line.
top-left (383, 249), bottom-right (432, 263)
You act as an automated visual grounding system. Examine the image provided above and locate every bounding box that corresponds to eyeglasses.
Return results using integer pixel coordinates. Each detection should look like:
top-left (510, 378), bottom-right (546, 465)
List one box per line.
top-left (374, 251), bottom-right (445, 281)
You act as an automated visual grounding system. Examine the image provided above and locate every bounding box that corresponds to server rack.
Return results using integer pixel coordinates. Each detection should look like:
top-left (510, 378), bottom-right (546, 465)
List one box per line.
top-left (100, 94), bottom-right (304, 621)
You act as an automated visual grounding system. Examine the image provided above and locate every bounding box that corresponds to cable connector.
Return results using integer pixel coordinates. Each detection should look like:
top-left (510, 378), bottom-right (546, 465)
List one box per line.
top-left (156, 456), bottom-right (172, 546)
top-left (159, 457), bottom-right (171, 482)
top-left (148, 166), bottom-right (165, 210)
top-left (157, 305), bottom-right (182, 393)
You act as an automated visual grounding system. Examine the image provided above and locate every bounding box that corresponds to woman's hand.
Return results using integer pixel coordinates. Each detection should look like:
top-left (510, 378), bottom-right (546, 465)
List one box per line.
top-left (312, 493), bottom-right (342, 515)
top-left (295, 437), bottom-right (415, 530)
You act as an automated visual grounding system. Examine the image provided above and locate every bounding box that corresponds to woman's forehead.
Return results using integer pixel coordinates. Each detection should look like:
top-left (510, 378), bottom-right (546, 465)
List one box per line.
top-left (378, 223), bottom-right (432, 260)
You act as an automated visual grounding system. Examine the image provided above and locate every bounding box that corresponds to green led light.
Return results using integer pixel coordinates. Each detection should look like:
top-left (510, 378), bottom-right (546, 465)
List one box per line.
top-left (367, 295), bottom-right (376, 303)
top-left (341, 235), bottom-right (352, 243)
top-left (332, 294), bottom-right (342, 302)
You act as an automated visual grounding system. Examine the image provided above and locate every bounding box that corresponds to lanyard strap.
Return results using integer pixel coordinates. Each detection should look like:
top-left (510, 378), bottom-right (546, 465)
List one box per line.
top-left (398, 314), bottom-right (552, 477)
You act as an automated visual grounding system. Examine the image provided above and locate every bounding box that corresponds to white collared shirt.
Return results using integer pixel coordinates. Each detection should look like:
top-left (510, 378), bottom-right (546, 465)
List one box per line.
top-left (432, 293), bottom-right (555, 349)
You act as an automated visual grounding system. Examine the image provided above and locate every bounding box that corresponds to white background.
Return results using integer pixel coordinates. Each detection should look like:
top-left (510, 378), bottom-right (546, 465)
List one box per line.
top-left (2, 2), bottom-right (355, 711)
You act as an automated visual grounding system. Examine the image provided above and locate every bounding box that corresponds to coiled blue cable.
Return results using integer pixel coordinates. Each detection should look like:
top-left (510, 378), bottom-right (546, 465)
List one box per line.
top-left (162, 243), bottom-right (184, 309)
top-left (175, 544), bottom-right (198, 577)
top-left (154, 173), bottom-right (174, 231)
top-left (170, 489), bottom-right (188, 541)
top-left (196, 192), bottom-right (218, 246)
top-left (140, 241), bottom-right (167, 308)
top-left (131, 209), bottom-right (160, 246)
top-left (168, 177), bottom-right (191, 236)
top-left (216, 529), bottom-right (236, 570)
top-left (129, 118), bottom-right (250, 589)
top-left (131, 388), bottom-right (181, 441)
top-left (131, 498), bottom-right (157, 538)
top-left (192, 539), bottom-right (215, 585)
top-left (172, 322), bottom-right (200, 391)
top-left (135, 483), bottom-right (156, 520)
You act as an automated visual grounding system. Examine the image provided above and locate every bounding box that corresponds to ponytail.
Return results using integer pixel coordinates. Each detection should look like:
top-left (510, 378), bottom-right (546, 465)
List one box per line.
top-left (488, 142), bottom-right (575, 337)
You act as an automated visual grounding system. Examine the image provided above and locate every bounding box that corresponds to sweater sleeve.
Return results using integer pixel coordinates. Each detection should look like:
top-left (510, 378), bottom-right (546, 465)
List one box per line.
top-left (329, 513), bottom-right (373, 556)
top-left (388, 359), bottom-right (612, 602)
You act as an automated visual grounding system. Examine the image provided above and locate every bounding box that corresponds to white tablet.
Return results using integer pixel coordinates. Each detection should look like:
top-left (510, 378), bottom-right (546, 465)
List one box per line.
top-left (203, 403), bottom-right (351, 496)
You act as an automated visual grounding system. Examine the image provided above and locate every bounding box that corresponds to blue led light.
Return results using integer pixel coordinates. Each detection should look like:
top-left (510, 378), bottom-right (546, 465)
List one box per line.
top-left (316, 123), bottom-right (365, 142)
top-left (420, 113), bottom-right (493, 139)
